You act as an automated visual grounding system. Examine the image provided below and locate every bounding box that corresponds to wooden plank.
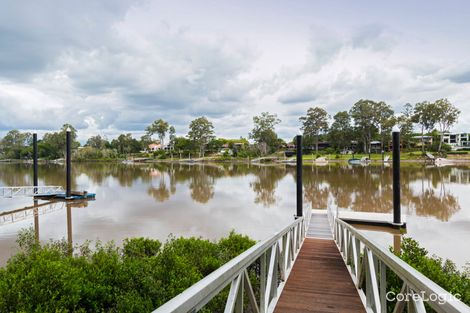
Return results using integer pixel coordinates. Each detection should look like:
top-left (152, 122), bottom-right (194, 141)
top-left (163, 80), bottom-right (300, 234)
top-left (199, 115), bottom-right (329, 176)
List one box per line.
top-left (274, 239), bottom-right (365, 313)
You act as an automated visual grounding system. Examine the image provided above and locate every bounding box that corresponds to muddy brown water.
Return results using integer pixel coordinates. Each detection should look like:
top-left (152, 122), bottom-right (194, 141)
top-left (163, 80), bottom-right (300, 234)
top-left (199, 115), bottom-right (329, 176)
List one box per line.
top-left (0, 162), bottom-right (469, 267)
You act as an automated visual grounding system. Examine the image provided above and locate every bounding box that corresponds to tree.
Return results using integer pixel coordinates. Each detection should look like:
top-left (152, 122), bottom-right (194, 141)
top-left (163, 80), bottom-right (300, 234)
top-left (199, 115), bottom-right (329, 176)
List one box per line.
top-left (0, 130), bottom-right (32, 159)
top-left (111, 134), bottom-right (142, 155)
top-left (85, 135), bottom-right (108, 149)
top-left (299, 107), bottom-right (329, 154)
top-left (328, 111), bottom-right (353, 151)
top-left (374, 102), bottom-right (395, 152)
top-left (146, 119), bottom-right (169, 147)
top-left (412, 102), bottom-right (439, 153)
top-left (434, 99), bottom-right (460, 152)
top-left (41, 124), bottom-right (80, 159)
top-left (140, 134), bottom-right (153, 151)
top-left (397, 103), bottom-right (414, 149)
top-left (169, 126), bottom-right (176, 151)
top-left (350, 100), bottom-right (379, 153)
top-left (187, 117), bottom-right (215, 157)
top-left (249, 112), bottom-right (281, 155)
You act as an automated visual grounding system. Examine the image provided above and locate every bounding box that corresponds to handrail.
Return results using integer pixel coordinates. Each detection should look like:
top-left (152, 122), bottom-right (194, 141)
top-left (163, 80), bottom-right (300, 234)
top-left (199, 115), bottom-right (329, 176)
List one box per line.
top-left (333, 218), bottom-right (470, 313)
top-left (153, 209), bottom-right (311, 313)
top-left (0, 186), bottom-right (64, 198)
top-left (0, 201), bottom-right (65, 225)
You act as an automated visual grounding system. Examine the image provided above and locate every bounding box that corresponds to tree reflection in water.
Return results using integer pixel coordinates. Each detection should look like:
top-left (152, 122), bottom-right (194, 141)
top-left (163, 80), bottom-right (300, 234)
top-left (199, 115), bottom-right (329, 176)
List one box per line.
top-left (0, 163), bottom-right (464, 221)
top-left (250, 166), bottom-right (289, 207)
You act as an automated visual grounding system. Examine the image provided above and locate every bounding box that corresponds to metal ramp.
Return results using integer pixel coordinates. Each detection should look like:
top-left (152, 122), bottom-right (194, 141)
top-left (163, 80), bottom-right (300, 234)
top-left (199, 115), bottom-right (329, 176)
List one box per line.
top-left (306, 210), bottom-right (333, 239)
top-left (0, 186), bottom-right (64, 198)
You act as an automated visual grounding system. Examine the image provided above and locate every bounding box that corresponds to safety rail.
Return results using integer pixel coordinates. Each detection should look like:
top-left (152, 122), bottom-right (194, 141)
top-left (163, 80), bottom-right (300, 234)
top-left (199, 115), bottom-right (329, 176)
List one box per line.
top-left (0, 202), bottom-right (66, 225)
top-left (333, 218), bottom-right (470, 313)
top-left (153, 209), bottom-right (311, 313)
top-left (0, 186), bottom-right (64, 198)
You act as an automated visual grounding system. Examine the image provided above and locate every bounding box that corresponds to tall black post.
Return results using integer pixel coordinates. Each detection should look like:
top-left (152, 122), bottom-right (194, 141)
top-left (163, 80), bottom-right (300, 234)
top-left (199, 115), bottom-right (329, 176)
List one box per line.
top-left (296, 135), bottom-right (303, 218)
top-left (392, 130), bottom-right (401, 225)
top-left (33, 133), bottom-right (38, 193)
top-left (66, 128), bottom-right (72, 199)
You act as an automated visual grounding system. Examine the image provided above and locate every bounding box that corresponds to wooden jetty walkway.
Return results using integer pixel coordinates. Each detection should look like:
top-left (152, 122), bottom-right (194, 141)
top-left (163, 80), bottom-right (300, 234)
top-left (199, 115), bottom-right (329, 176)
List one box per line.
top-left (154, 209), bottom-right (470, 313)
top-left (275, 212), bottom-right (365, 313)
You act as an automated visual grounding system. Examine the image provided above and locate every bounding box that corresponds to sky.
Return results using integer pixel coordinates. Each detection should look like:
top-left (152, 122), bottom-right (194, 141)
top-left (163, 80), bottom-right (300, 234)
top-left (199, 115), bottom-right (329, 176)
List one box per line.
top-left (1, 0), bottom-right (470, 142)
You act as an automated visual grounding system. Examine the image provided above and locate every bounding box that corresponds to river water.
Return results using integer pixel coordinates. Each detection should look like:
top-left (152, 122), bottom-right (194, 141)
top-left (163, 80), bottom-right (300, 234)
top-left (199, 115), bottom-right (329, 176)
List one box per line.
top-left (0, 162), bottom-right (469, 267)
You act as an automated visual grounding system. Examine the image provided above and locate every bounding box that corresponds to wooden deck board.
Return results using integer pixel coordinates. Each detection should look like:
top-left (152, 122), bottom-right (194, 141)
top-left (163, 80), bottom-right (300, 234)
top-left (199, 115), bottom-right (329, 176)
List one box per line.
top-left (274, 238), bottom-right (365, 313)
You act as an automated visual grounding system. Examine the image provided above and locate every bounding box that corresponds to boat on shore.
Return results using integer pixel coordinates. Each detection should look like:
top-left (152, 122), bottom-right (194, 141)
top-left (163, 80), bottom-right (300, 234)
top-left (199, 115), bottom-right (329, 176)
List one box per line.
top-left (434, 157), bottom-right (457, 167)
top-left (312, 157), bottom-right (328, 165)
top-left (348, 157), bottom-right (370, 165)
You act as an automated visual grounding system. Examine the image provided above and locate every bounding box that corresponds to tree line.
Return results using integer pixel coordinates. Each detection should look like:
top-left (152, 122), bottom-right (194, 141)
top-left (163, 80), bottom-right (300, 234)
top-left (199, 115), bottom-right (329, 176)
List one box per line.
top-left (299, 98), bottom-right (460, 154)
top-left (0, 98), bottom-right (460, 160)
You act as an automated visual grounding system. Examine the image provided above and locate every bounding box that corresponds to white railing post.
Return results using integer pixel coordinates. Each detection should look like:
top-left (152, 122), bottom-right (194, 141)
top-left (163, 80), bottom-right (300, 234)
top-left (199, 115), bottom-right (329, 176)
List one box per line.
top-left (332, 218), bottom-right (470, 313)
top-left (153, 215), bottom-right (311, 313)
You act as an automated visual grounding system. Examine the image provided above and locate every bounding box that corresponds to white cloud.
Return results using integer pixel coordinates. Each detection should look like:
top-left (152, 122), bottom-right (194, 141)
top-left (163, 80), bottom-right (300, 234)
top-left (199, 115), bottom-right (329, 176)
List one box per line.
top-left (1, 1), bottom-right (470, 141)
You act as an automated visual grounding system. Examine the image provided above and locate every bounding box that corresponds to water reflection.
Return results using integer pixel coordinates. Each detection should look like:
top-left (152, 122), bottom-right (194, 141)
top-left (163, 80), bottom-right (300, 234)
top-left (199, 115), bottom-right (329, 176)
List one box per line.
top-left (0, 198), bottom-right (90, 250)
top-left (301, 164), bottom-right (462, 221)
top-left (0, 163), bottom-right (465, 221)
top-left (1, 162), bottom-right (469, 266)
top-left (250, 165), bottom-right (290, 207)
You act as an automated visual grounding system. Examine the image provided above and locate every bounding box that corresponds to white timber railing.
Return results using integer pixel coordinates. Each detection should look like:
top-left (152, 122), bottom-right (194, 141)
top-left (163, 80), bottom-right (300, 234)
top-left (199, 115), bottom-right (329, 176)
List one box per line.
top-left (0, 201), bottom-right (66, 225)
top-left (153, 209), bottom-right (311, 313)
top-left (333, 218), bottom-right (470, 313)
top-left (0, 186), bottom-right (64, 198)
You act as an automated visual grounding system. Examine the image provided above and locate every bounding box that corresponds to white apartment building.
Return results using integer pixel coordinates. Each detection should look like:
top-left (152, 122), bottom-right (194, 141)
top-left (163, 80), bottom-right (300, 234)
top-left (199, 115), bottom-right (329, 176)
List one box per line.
top-left (442, 133), bottom-right (470, 149)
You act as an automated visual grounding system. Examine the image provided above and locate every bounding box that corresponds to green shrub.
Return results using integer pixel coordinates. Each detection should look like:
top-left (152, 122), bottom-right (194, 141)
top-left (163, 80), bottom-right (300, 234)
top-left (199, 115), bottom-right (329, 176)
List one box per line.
top-left (153, 150), bottom-right (167, 159)
top-left (324, 147), bottom-right (335, 155)
top-left (447, 151), bottom-right (468, 155)
top-left (387, 237), bottom-right (470, 312)
top-left (0, 229), bottom-right (255, 312)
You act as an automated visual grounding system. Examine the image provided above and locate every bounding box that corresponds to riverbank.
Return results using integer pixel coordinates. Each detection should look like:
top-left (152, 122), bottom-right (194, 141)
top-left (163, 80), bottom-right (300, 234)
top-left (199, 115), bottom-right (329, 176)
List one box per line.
top-left (4, 152), bottom-right (470, 165)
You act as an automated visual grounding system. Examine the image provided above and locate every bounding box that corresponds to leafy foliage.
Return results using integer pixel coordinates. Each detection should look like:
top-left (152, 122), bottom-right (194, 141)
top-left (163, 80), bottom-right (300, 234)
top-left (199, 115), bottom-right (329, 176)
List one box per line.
top-left (188, 116), bottom-right (215, 157)
top-left (386, 237), bottom-right (470, 312)
top-left (146, 119), bottom-right (170, 147)
top-left (249, 112), bottom-right (281, 155)
top-left (0, 229), bottom-right (255, 312)
top-left (299, 107), bottom-right (329, 153)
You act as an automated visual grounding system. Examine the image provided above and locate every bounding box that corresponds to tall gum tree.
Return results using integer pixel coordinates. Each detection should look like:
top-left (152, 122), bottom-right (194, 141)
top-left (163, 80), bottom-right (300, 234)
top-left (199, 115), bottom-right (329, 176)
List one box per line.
top-left (249, 112), bottom-right (281, 155)
top-left (350, 99), bottom-right (379, 153)
top-left (146, 119), bottom-right (169, 148)
top-left (434, 98), bottom-right (460, 152)
top-left (412, 102), bottom-right (439, 153)
top-left (188, 117), bottom-right (215, 158)
top-left (299, 107), bottom-right (329, 154)
top-left (374, 101), bottom-right (395, 152)
top-left (328, 111), bottom-right (353, 151)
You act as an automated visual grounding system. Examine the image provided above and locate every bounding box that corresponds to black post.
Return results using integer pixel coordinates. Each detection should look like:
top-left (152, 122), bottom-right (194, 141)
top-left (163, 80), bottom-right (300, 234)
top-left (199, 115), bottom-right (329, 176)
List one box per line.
top-left (296, 135), bottom-right (303, 218)
top-left (66, 129), bottom-right (71, 199)
top-left (33, 133), bottom-right (38, 193)
top-left (392, 130), bottom-right (401, 224)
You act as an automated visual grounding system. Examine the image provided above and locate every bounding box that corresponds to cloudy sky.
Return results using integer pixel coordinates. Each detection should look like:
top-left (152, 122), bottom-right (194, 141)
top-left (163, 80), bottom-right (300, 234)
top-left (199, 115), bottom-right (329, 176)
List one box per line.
top-left (1, 0), bottom-right (470, 142)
